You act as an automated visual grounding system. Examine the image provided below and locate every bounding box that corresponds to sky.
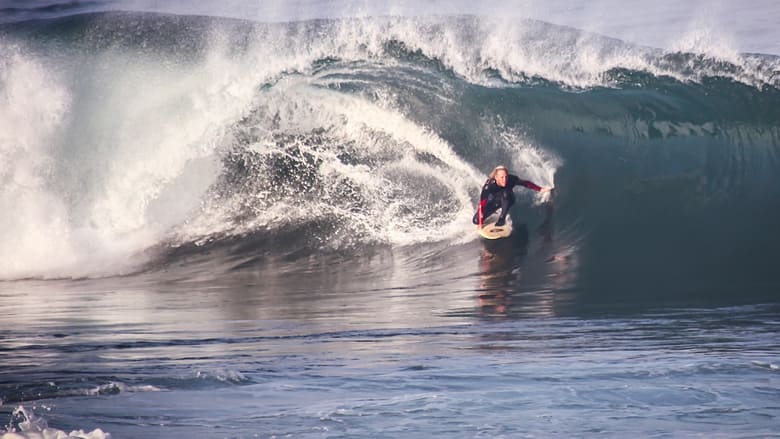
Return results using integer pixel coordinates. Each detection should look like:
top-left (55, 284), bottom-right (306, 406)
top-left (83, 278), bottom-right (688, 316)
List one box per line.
top-left (3, 0), bottom-right (780, 54)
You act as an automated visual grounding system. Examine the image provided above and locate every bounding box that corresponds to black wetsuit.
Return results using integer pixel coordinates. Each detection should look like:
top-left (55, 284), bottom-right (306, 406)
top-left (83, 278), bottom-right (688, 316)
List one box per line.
top-left (472, 174), bottom-right (542, 226)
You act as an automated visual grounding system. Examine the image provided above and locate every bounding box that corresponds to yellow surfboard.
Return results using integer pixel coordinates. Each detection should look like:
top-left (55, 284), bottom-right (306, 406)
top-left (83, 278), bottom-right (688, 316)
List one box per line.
top-left (477, 217), bottom-right (512, 240)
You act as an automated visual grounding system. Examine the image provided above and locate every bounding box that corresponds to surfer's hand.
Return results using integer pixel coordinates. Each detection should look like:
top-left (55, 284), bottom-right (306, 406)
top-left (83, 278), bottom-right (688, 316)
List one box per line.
top-left (540, 187), bottom-right (554, 193)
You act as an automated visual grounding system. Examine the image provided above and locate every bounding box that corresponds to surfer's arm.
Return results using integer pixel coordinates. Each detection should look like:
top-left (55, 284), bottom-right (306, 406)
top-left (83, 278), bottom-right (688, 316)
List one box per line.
top-left (518, 180), bottom-right (543, 191)
top-left (508, 175), bottom-right (543, 192)
top-left (509, 175), bottom-right (554, 193)
top-left (523, 181), bottom-right (554, 193)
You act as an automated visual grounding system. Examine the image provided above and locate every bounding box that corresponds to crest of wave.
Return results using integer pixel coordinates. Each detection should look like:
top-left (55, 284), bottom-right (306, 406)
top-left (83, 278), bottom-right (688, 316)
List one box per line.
top-left (312, 15), bottom-right (779, 89)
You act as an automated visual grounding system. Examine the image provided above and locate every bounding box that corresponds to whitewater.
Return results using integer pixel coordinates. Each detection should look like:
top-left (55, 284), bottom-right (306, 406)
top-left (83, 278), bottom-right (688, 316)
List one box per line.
top-left (1, 1), bottom-right (779, 438)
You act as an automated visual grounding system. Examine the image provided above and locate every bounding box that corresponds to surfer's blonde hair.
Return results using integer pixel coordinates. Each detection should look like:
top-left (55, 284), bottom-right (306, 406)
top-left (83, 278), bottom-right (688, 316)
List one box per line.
top-left (489, 165), bottom-right (508, 179)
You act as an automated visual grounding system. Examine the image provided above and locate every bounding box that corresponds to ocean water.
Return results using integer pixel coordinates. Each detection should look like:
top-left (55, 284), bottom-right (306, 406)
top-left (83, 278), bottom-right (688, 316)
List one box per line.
top-left (1, 1), bottom-right (779, 437)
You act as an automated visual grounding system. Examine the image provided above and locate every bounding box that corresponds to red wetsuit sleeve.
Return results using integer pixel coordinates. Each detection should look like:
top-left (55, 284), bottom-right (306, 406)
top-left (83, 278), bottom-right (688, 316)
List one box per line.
top-left (519, 180), bottom-right (542, 191)
top-left (509, 175), bottom-right (542, 192)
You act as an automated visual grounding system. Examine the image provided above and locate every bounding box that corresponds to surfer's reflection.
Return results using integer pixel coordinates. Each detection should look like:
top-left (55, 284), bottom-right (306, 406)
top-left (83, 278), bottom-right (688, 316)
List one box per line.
top-left (476, 228), bottom-right (527, 318)
top-left (477, 260), bottom-right (510, 315)
top-left (475, 192), bottom-right (559, 318)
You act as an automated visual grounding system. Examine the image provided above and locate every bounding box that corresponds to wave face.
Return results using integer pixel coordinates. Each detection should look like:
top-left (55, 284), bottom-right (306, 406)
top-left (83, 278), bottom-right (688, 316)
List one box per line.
top-left (1, 12), bottom-right (779, 299)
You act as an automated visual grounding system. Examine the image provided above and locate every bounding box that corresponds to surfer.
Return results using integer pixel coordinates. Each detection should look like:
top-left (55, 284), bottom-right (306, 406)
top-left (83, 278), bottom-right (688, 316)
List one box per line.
top-left (473, 165), bottom-right (552, 227)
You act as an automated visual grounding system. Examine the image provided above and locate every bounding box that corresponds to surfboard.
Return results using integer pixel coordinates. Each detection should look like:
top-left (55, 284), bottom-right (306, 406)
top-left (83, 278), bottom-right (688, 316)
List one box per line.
top-left (477, 217), bottom-right (512, 240)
